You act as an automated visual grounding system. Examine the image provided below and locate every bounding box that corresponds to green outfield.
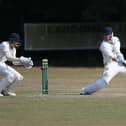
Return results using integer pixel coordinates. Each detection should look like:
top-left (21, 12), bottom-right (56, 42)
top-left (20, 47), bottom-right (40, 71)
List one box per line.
top-left (0, 66), bottom-right (126, 126)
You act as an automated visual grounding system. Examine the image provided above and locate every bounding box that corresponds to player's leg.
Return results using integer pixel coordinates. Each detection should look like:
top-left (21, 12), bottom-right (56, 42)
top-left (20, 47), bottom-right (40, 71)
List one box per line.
top-left (80, 77), bottom-right (107, 95)
top-left (1, 66), bottom-right (24, 96)
top-left (118, 65), bottom-right (126, 75)
top-left (7, 65), bottom-right (24, 81)
top-left (0, 71), bottom-right (17, 95)
top-left (0, 77), bottom-right (14, 96)
top-left (80, 62), bottom-right (119, 95)
top-left (1, 74), bottom-right (17, 96)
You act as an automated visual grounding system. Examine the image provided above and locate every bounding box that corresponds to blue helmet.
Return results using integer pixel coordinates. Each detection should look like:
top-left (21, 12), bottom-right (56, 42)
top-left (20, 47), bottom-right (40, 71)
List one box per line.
top-left (8, 33), bottom-right (21, 42)
top-left (102, 26), bottom-right (113, 35)
top-left (8, 33), bottom-right (22, 47)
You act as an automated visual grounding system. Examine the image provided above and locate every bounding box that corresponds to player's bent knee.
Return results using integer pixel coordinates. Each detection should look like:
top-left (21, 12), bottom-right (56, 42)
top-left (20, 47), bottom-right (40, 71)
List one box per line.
top-left (7, 74), bottom-right (17, 83)
top-left (98, 77), bottom-right (109, 86)
top-left (103, 77), bottom-right (110, 85)
top-left (17, 75), bottom-right (24, 81)
top-left (104, 79), bottom-right (109, 85)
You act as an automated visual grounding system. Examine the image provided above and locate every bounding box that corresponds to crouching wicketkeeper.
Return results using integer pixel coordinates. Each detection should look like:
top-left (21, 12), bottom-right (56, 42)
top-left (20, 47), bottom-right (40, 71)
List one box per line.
top-left (0, 33), bottom-right (33, 96)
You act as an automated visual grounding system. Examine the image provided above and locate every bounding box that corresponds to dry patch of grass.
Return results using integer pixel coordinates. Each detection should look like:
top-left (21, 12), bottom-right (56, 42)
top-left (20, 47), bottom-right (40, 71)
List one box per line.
top-left (0, 66), bottom-right (126, 126)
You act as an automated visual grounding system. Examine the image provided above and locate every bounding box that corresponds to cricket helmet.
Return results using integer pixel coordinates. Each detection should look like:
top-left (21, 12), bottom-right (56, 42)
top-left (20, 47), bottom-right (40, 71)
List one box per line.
top-left (102, 26), bottom-right (113, 35)
top-left (8, 33), bottom-right (22, 47)
top-left (8, 33), bottom-right (21, 42)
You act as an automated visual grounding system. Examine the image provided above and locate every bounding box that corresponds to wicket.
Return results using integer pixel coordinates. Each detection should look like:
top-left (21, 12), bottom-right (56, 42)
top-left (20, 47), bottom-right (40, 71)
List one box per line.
top-left (41, 59), bottom-right (48, 94)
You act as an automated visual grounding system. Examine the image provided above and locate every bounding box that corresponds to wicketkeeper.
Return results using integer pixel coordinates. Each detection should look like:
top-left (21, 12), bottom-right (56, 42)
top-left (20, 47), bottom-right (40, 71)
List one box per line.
top-left (0, 33), bottom-right (33, 96)
top-left (80, 26), bottom-right (126, 95)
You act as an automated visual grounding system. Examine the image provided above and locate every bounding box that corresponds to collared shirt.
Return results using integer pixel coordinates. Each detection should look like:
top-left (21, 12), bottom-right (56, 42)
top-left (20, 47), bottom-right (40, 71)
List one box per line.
top-left (99, 36), bottom-right (124, 65)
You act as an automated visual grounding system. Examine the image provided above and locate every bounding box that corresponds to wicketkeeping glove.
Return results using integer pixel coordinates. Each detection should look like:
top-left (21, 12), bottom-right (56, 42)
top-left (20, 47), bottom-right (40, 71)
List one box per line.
top-left (19, 56), bottom-right (34, 69)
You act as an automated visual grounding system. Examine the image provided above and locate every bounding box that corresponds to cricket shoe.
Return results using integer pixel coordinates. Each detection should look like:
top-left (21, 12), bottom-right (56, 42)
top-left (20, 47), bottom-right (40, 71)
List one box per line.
top-left (0, 93), bottom-right (3, 96)
top-left (1, 90), bottom-right (16, 96)
top-left (80, 88), bottom-right (91, 95)
top-left (80, 92), bottom-right (91, 95)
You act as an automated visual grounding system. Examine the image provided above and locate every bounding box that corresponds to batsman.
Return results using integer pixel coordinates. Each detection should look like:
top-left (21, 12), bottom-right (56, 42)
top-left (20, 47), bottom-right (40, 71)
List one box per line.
top-left (0, 33), bottom-right (33, 96)
top-left (80, 26), bottom-right (126, 95)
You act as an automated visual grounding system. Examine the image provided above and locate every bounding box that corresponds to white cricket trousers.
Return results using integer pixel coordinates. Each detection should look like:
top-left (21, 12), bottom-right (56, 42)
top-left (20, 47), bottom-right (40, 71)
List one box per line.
top-left (81, 61), bottom-right (126, 94)
top-left (0, 62), bottom-right (23, 93)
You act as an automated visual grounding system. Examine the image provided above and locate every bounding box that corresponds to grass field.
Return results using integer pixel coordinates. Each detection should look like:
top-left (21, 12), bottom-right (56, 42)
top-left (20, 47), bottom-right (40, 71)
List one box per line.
top-left (0, 66), bottom-right (126, 126)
